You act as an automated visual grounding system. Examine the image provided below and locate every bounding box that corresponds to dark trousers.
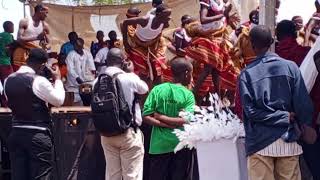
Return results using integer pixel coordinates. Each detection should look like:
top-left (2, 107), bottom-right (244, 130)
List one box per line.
top-left (149, 148), bottom-right (199, 180)
top-left (302, 129), bottom-right (320, 180)
top-left (0, 65), bottom-right (13, 107)
top-left (8, 128), bottom-right (54, 180)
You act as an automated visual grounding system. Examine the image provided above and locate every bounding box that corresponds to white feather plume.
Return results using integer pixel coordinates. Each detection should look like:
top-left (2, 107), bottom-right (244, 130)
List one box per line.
top-left (174, 93), bottom-right (245, 152)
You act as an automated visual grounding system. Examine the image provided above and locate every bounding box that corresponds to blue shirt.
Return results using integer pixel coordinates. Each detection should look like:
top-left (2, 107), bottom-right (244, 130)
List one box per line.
top-left (239, 52), bottom-right (313, 156)
top-left (60, 42), bottom-right (74, 56)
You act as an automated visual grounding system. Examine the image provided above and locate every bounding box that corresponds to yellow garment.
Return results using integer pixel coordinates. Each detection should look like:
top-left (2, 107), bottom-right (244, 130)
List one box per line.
top-left (12, 42), bottom-right (41, 66)
top-left (235, 27), bottom-right (256, 68)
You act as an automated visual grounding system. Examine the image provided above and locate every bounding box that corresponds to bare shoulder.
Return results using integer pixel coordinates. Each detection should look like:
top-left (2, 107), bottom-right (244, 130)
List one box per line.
top-left (19, 18), bottom-right (29, 27)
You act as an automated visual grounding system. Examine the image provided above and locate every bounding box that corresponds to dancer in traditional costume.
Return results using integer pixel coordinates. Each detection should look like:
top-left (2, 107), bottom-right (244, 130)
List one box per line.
top-left (122, 4), bottom-right (171, 85)
top-left (235, 9), bottom-right (259, 68)
top-left (162, 15), bottom-right (194, 83)
top-left (184, 0), bottom-right (240, 104)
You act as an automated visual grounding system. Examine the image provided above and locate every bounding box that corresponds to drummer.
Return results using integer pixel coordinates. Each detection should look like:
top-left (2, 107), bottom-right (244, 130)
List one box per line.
top-left (65, 38), bottom-right (96, 106)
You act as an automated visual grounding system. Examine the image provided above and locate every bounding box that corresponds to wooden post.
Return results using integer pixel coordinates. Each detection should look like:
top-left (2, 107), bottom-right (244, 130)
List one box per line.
top-left (259, 0), bottom-right (276, 52)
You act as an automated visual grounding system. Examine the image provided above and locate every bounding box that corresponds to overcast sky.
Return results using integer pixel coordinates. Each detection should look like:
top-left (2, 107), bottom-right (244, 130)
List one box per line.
top-left (0, 0), bottom-right (317, 36)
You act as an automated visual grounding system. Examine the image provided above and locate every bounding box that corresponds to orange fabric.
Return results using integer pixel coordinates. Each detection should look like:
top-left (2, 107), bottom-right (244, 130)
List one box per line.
top-left (127, 35), bottom-right (167, 81)
top-left (185, 23), bottom-right (239, 94)
top-left (235, 27), bottom-right (256, 67)
top-left (12, 42), bottom-right (41, 66)
top-left (59, 65), bottom-right (68, 79)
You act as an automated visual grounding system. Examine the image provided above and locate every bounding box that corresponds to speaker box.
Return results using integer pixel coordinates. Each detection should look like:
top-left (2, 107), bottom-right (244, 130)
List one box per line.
top-left (0, 108), bottom-right (12, 180)
top-left (51, 107), bottom-right (105, 180)
top-left (0, 107), bottom-right (106, 180)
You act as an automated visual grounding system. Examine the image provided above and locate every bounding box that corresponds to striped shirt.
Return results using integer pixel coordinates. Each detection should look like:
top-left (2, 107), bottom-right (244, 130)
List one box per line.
top-left (257, 138), bottom-right (303, 157)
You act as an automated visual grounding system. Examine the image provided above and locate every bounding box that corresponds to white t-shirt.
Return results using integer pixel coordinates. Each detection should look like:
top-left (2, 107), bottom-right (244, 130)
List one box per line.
top-left (94, 47), bottom-right (109, 74)
top-left (65, 49), bottom-right (96, 102)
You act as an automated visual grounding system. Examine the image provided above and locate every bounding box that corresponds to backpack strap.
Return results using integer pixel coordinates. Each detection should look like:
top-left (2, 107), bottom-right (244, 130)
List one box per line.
top-left (94, 73), bottom-right (108, 92)
top-left (113, 72), bottom-right (139, 133)
top-left (131, 94), bottom-right (139, 133)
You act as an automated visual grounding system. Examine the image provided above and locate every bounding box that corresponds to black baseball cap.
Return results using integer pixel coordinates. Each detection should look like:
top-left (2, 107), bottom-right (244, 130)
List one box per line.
top-left (28, 48), bottom-right (49, 64)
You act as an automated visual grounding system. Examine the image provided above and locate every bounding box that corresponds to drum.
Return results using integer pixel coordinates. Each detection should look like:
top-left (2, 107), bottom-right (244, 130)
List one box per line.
top-left (63, 92), bottom-right (75, 106)
top-left (79, 83), bottom-right (93, 106)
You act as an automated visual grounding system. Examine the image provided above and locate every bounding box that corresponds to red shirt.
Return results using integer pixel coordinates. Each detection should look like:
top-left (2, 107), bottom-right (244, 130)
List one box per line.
top-left (276, 37), bottom-right (311, 66)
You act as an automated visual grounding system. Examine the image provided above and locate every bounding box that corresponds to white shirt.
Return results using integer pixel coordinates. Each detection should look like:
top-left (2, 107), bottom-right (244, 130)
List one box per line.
top-left (257, 138), bottom-right (303, 157)
top-left (94, 47), bottom-right (109, 74)
top-left (0, 81), bottom-right (3, 95)
top-left (4, 66), bottom-right (65, 107)
top-left (93, 67), bottom-right (149, 126)
top-left (65, 49), bottom-right (96, 93)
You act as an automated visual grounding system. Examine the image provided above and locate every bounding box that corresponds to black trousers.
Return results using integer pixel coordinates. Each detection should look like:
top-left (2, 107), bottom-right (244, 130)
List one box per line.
top-left (302, 128), bottom-right (320, 180)
top-left (8, 128), bottom-right (54, 180)
top-left (149, 148), bottom-right (199, 180)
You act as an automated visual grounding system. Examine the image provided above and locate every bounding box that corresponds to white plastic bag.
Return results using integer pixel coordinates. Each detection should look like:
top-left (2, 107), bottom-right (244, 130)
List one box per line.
top-left (300, 37), bottom-right (320, 93)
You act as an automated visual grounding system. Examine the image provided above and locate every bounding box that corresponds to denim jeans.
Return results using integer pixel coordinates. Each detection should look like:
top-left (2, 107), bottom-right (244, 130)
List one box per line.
top-left (8, 127), bottom-right (54, 180)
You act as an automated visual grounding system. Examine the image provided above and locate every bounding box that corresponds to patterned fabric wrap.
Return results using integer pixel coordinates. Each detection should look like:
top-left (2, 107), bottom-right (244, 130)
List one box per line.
top-left (127, 34), bottom-right (167, 81)
top-left (185, 21), bottom-right (239, 94)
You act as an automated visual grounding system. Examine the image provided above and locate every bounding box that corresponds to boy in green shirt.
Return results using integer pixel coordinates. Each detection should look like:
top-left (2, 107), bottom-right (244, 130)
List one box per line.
top-left (143, 57), bottom-right (197, 180)
top-left (0, 21), bottom-right (14, 107)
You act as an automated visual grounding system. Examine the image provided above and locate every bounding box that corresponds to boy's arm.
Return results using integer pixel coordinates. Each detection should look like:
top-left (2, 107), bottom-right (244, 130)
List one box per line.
top-left (143, 115), bottom-right (177, 129)
top-left (153, 113), bottom-right (186, 127)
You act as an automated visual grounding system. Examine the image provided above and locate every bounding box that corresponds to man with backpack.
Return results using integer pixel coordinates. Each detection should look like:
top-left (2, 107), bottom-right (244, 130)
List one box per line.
top-left (91, 48), bottom-right (148, 180)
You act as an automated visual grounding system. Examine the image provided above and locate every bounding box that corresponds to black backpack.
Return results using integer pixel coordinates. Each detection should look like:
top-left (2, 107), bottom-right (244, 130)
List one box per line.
top-left (91, 73), bottom-right (136, 137)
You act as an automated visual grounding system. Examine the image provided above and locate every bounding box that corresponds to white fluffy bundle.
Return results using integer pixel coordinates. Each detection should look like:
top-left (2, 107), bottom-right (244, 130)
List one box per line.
top-left (174, 93), bottom-right (245, 152)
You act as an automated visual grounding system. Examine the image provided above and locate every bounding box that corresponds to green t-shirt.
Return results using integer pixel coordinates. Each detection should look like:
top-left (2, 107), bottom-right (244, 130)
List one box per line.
top-left (143, 83), bottom-right (195, 154)
top-left (0, 32), bottom-right (14, 65)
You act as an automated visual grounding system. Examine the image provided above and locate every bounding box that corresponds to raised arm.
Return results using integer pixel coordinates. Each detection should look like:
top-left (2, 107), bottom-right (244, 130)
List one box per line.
top-left (121, 17), bottom-right (147, 52)
top-left (199, 2), bottom-right (232, 25)
top-left (43, 22), bottom-right (50, 44)
top-left (17, 19), bottom-right (41, 42)
top-left (200, 6), bottom-right (224, 24)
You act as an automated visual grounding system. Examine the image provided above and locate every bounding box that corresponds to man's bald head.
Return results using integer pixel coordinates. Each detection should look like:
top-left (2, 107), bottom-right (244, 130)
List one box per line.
top-left (250, 25), bottom-right (273, 50)
top-left (126, 7), bottom-right (141, 18)
top-left (107, 48), bottom-right (125, 67)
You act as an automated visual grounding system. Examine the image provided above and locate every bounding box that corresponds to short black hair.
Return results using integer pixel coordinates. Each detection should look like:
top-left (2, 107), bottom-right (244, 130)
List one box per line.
top-left (127, 7), bottom-right (141, 16)
top-left (27, 48), bottom-right (49, 65)
top-left (181, 15), bottom-right (192, 25)
top-left (97, 30), bottom-right (104, 35)
top-left (3, 21), bottom-right (13, 31)
top-left (249, 25), bottom-right (273, 49)
top-left (68, 31), bottom-right (78, 39)
top-left (34, 4), bottom-right (47, 13)
top-left (155, 4), bottom-right (167, 14)
top-left (276, 20), bottom-right (297, 41)
top-left (292, 15), bottom-right (302, 21)
top-left (249, 10), bottom-right (259, 22)
top-left (152, 0), bottom-right (163, 6)
top-left (170, 58), bottom-right (192, 78)
top-left (108, 30), bottom-right (117, 37)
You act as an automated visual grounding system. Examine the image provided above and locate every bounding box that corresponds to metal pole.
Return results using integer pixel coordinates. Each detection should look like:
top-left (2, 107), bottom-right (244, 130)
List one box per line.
top-left (23, 1), bottom-right (26, 18)
top-left (259, 0), bottom-right (276, 52)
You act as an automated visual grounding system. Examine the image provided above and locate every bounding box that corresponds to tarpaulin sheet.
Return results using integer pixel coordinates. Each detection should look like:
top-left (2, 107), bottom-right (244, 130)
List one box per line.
top-left (30, 0), bottom-right (201, 52)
